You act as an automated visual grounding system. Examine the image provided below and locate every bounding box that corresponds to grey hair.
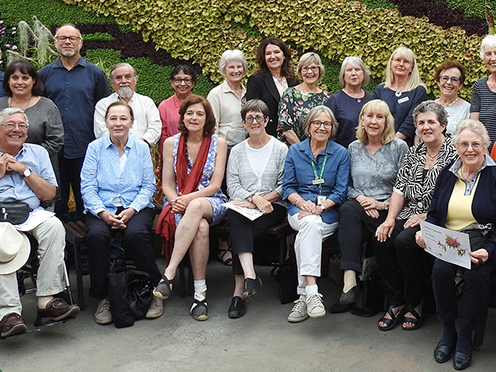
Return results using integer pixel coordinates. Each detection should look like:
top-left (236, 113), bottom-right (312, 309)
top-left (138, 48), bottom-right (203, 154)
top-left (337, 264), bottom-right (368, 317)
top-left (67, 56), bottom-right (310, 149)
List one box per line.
top-left (0, 107), bottom-right (29, 127)
top-left (110, 63), bottom-right (137, 80)
top-left (339, 56), bottom-right (371, 88)
top-left (296, 52), bottom-right (325, 82)
top-left (241, 99), bottom-right (269, 118)
top-left (412, 100), bottom-right (448, 127)
top-left (302, 106), bottom-right (338, 137)
top-left (453, 119), bottom-right (491, 148)
top-left (480, 34), bottom-right (496, 60)
top-left (219, 49), bottom-right (248, 76)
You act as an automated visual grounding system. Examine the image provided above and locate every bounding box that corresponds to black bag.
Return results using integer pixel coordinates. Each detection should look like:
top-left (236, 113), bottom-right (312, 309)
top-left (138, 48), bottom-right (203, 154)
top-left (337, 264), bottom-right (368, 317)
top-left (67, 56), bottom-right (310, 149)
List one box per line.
top-left (271, 260), bottom-right (298, 304)
top-left (0, 201), bottom-right (30, 225)
top-left (107, 264), bottom-right (153, 328)
top-left (351, 256), bottom-right (384, 317)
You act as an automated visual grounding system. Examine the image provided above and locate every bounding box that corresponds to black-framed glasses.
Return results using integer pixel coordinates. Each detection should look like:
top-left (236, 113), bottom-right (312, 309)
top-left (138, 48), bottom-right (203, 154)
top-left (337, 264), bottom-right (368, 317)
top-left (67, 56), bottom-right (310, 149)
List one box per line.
top-left (172, 78), bottom-right (193, 84)
top-left (311, 121), bottom-right (332, 128)
top-left (244, 115), bottom-right (266, 123)
top-left (0, 122), bottom-right (29, 130)
top-left (54, 36), bottom-right (81, 43)
top-left (439, 76), bottom-right (460, 84)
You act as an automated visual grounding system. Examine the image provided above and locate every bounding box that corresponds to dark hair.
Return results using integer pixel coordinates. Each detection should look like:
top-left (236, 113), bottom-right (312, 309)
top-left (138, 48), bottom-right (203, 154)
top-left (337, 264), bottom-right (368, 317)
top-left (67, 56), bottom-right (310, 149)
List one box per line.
top-left (412, 100), bottom-right (448, 132)
top-left (434, 60), bottom-right (466, 85)
top-left (105, 101), bottom-right (134, 121)
top-left (241, 99), bottom-right (269, 118)
top-left (170, 64), bottom-right (197, 83)
top-left (254, 37), bottom-right (295, 80)
top-left (178, 95), bottom-right (215, 136)
top-left (2, 59), bottom-right (44, 97)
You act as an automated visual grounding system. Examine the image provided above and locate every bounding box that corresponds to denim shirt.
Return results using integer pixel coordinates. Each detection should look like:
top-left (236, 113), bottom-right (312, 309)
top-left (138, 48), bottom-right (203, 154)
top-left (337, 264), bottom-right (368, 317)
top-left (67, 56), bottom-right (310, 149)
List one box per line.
top-left (283, 138), bottom-right (350, 224)
top-left (81, 135), bottom-right (156, 216)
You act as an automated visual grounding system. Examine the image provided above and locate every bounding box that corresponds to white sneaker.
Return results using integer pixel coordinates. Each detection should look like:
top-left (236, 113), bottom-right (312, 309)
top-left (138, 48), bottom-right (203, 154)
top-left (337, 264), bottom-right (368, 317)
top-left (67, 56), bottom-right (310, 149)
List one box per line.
top-left (287, 298), bottom-right (308, 323)
top-left (94, 299), bottom-right (112, 325)
top-left (306, 293), bottom-right (326, 318)
top-left (145, 295), bottom-right (164, 319)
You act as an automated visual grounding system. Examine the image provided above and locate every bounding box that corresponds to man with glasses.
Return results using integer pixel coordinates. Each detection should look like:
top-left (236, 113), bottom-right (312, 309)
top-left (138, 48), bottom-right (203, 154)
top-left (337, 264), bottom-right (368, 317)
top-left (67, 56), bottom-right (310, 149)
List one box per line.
top-left (0, 108), bottom-right (80, 337)
top-left (39, 24), bottom-right (110, 221)
top-left (93, 63), bottom-right (161, 147)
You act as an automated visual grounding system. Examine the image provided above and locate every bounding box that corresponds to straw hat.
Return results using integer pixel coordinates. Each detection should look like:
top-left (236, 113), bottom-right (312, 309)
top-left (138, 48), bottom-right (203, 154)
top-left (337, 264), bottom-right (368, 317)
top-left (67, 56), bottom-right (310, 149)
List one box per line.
top-left (0, 222), bottom-right (30, 275)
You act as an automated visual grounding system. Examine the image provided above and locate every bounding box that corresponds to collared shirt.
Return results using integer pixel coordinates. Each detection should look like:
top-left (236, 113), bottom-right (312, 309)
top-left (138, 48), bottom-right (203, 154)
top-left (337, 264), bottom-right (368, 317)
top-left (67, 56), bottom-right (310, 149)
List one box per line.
top-left (93, 92), bottom-right (161, 146)
top-left (283, 138), bottom-right (350, 224)
top-left (81, 135), bottom-right (156, 216)
top-left (38, 57), bottom-right (110, 159)
top-left (207, 80), bottom-right (247, 147)
top-left (158, 93), bottom-right (182, 153)
top-left (0, 144), bottom-right (57, 210)
top-left (449, 154), bottom-right (496, 195)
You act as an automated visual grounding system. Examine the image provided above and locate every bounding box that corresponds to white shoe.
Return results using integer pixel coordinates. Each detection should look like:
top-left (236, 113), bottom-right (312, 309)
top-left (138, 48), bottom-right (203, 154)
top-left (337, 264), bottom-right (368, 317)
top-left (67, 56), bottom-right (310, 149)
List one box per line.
top-left (146, 295), bottom-right (164, 319)
top-left (94, 299), bottom-right (112, 325)
top-left (287, 298), bottom-right (308, 323)
top-left (306, 293), bottom-right (326, 318)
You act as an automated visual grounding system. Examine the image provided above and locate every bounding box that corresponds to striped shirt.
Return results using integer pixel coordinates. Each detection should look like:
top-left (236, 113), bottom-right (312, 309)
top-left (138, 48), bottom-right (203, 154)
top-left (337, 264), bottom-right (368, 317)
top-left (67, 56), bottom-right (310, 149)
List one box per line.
top-left (471, 77), bottom-right (496, 148)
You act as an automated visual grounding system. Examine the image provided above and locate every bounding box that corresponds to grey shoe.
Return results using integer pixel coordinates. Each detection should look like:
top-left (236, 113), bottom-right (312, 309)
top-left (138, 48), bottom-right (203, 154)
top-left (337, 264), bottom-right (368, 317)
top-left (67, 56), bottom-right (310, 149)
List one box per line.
top-left (153, 276), bottom-right (172, 300)
top-left (190, 299), bottom-right (209, 321)
top-left (287, 298), bottom-right (308, 323)
top-left (306, 293), bottom-right (326, 318)
top-left (145, 295), bottom-right (164, 319)
top-left (94, 299), bottom-right (112, 325)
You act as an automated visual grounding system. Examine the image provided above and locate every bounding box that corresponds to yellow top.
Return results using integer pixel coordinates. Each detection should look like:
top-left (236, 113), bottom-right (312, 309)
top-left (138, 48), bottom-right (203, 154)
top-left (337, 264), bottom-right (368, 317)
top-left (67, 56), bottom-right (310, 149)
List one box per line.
top-left (445, 174), bottom-right (478, 231)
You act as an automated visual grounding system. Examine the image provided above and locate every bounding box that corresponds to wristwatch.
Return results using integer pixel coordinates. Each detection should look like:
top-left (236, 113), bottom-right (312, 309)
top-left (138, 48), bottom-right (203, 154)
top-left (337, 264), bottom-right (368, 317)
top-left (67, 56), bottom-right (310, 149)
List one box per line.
top-left (319, 205), bottom-right (325, 212)
top-left (383, 200), bottom-right (390, 210)
top-left (22, 168), bottom-right (32, 178)
top-left (246, 195), bottom-right (254, 203)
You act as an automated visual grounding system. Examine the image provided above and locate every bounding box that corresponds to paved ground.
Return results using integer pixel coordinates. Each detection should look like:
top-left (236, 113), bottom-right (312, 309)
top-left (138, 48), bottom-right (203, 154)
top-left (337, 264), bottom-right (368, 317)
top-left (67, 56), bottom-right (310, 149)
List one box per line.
top-left (1, 260), bottom-right (495, 372)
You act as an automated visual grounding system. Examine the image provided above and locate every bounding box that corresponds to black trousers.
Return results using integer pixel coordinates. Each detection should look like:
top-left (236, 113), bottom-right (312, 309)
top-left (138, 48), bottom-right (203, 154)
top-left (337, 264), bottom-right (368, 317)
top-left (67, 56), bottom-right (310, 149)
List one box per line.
top-left (228, 204), bottom-right (286, 276)
top-left (375, 219), bottom-right (434, 307)
top-left (433, 258), bottom-right (494, 331)
top-left (338, 199), bottom-right (387, 273)
top-left (55, 154), bottom-right (84, 221)
top-left (85, 207), bottom-right (161, 299)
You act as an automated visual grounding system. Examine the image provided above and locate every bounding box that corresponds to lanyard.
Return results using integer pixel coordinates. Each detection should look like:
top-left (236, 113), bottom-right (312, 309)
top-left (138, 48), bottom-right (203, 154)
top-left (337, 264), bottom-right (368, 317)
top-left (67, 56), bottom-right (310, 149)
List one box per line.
top-left (309, 154), bottom-right (327, 193)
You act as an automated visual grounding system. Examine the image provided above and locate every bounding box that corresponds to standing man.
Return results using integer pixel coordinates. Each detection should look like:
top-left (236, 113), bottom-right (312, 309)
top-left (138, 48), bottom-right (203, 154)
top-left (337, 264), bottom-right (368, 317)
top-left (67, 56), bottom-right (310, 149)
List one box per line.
top-left (93, 63), bottom-right (161, 147)
top-left (39, 24), bottom-right (110, 221)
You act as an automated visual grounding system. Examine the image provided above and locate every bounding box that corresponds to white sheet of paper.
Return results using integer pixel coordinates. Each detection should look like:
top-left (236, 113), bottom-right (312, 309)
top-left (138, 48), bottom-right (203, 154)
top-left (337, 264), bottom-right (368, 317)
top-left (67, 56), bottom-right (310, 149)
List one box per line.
top-left (14, 210), bottom-right (55, 232)
top-left (419, 220), bottom-right (471, 269)
top-left (222, 202), bottom-right (263, 221)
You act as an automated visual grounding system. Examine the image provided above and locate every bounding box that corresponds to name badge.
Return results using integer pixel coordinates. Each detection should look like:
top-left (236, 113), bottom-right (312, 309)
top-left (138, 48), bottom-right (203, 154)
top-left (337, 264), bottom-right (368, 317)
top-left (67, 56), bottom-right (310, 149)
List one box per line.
top-left (312, 178), bottom-right (325, 185)
top-left (398, 97), bottom-right (410, 104)
top-left (317, 195), bottom-right (326, 206)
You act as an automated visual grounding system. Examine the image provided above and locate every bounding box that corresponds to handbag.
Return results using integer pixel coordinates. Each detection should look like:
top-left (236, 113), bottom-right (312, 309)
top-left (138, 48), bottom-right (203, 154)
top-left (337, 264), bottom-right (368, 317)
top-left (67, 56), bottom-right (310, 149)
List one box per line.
top-left (352, 256), bottom-right (384, 317)
top-left (107, 261), bottom-right (153, 328)
top-left (271, 260), bottom-right (298, 304)
top-left (0, 201), bottom-right (30, 225)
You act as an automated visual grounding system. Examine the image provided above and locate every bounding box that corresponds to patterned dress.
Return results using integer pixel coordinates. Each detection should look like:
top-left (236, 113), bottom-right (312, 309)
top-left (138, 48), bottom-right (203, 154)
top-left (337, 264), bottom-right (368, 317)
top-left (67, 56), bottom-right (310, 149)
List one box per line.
top-left (164, 133), bottom-right (227, 226)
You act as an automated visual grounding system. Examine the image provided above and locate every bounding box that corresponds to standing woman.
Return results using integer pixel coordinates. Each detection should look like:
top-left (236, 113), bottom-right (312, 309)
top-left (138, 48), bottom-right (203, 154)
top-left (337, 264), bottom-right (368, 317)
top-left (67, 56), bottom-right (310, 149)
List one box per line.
top-left (246, 37), bottom-right (298, 137)
top-left (374, 46), bottom-right (427, 146)
top-left (283, 106), bottom-right (349, 322)
top-left (330, 100), bottom-right (408, 313)
top-left (277, 52), bottom-right (328, 145)
top-left (470, 34), bottom-right (496, 150)
top-left (326, 56), bottom-right (374, 148)
top-left (154, 95), bottom-right (228, 321)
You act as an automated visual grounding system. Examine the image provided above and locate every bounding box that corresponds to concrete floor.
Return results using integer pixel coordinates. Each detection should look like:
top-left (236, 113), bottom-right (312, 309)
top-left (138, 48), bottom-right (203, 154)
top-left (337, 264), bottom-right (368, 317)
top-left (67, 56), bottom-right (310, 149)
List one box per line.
top-left (1, 260), bottom-right (495, 372)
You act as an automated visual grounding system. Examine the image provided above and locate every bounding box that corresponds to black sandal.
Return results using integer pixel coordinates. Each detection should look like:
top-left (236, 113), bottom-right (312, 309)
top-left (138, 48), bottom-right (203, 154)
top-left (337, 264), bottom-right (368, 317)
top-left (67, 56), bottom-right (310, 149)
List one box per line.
top-left (218, 248), bottom-right (233, 266)
top-left (378, 305), bottom-right (405, 332)
top-left (402, 304), bottom-right (422, 331)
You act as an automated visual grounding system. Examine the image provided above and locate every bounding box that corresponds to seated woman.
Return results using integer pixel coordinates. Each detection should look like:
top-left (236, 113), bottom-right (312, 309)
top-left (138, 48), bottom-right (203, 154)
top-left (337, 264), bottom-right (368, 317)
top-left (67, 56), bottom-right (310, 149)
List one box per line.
top-left (326, 56), bottom-right (374, 148)
top-left (154, 95), bottom-right (228, 321)
top-left (81, 102), bottom-right (162, 325)
top-left (375, 101), bottom-right (458, 331)
top-left (225, 99), bottom-right (288, 318)
top-left (416, 120), bottom-right (496, 370)
top-left (283, 106), bottom-right (349, 322)
top-left (330, 100), bottom-right (408, 313)
top-left (277, 52), bottom-right (328, 145)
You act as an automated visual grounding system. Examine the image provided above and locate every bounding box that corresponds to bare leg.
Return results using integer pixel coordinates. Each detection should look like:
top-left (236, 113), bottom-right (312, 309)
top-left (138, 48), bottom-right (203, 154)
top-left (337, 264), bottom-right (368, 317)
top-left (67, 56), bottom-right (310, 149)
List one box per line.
top-left (233, 275), bottom-right (244, 297)
top-left (305, 275), bottom-right (317, 286)
top-left (238, 252), bottom-right (256, 279)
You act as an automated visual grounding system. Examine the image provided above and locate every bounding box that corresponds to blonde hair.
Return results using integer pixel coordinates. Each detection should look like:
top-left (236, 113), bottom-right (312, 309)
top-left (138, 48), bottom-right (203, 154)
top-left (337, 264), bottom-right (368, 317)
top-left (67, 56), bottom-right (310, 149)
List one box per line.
top-left (384, 46), bottom-right (425, 91)
top-left (356, 100), bottom-right (395, 145)
top-left (296, 52), bottom-right (325, 82)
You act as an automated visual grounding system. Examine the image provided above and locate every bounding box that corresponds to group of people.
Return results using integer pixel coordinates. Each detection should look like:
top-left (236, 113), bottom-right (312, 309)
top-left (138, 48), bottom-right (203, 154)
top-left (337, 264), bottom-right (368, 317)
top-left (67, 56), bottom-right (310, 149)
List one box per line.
top-left (0, 24), bottom-right (495, 371)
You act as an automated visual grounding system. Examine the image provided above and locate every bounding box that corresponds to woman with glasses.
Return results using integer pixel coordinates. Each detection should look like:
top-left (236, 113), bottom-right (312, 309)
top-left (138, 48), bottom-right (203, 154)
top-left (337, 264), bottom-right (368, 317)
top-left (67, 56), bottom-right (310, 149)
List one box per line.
top-left (246, 37), bottom-right (298, 137)
top-left (326, 56), bottom-right (373, 148)
top-left (158, 65), bottom-right (197, 154)
top-left (277, 52), bottom-right (328, 145)
top-left (283, 106), bottom-right (349, 322)
top-left (225, 99), bottom-right (288, 318)
top-left (434, 61), bottom-right (470, 135)
top-left (375, 101), bottom-right (457, 332)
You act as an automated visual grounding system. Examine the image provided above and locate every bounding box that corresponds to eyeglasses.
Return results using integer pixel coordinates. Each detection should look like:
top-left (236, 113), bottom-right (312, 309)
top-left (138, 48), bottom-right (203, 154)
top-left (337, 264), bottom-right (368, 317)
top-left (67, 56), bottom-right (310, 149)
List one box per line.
top-left (458, 142), bottom-right (482, 150)
top-left (172, 78), bottom-right (193, 84)
top-left (244, 115), bottom-right (266, 123)
top-left (301, 66), bottom-right (319, 73)
top-left (0, 122), bottom-right (28, 130)
top-left (311, 121), bottom-right (332, 129)
top-left (54, 36), bottom-right (81, 43)
top-left (439, 76), bottom-right (460, 84)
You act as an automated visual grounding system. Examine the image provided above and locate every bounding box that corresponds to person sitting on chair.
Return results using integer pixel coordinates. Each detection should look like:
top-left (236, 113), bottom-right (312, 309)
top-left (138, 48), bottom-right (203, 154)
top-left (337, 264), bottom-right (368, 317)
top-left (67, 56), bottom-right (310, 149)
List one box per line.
top-left (0, 107), bottom-right (80, 338)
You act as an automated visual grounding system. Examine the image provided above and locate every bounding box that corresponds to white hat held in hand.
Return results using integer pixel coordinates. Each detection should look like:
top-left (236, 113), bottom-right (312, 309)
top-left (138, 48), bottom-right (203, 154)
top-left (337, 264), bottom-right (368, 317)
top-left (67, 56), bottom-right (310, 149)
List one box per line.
top-left (0, 222), bottom-right (30, 275)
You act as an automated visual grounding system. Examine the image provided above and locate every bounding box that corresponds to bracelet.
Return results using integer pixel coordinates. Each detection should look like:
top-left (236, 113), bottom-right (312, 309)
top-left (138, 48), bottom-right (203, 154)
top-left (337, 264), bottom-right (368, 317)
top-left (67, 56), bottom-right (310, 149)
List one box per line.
top-left (293, 197), bottom-right (302, 206)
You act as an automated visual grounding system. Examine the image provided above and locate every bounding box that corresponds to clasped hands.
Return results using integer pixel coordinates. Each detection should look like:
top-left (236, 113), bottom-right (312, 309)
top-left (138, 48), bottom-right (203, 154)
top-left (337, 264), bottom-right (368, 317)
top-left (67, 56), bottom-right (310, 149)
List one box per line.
top-left (99, 208), bottom-right (136, 229)
top-left (0, 153), bottom-right (28, 178)
top-left (356, 195), bottom-right (385, 219)
top-left (232, 194), bottom-right (274, 215)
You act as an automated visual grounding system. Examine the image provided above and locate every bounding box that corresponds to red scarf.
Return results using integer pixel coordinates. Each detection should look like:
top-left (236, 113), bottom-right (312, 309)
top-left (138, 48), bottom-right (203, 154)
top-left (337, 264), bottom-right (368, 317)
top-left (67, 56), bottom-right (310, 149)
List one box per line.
top-left (156, 134), bottom-right (211, 263)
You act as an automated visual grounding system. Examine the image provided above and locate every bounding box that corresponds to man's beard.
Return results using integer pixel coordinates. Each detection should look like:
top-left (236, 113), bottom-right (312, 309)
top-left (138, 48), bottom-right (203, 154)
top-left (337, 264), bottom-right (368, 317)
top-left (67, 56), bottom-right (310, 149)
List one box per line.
top-left (118, 86), bottom-right (133, 99)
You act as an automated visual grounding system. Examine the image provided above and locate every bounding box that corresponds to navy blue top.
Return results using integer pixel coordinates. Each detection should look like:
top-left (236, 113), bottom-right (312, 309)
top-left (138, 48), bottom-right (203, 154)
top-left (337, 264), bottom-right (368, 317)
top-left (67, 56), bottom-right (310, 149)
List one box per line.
top-left (373, 84), bottom-right (427, 146)
top-left (38, 57), bottom-right (110, 159)
top-left (0, 71), bottom-right (5, 98)
top-left (326, 89), bottom-right (373, 148)
top-left (283, 138), bottom-right (349, 224)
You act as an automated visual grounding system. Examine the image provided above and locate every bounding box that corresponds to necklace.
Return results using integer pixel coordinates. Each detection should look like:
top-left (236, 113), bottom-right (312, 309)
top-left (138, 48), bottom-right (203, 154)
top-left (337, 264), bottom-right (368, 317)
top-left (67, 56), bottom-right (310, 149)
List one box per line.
top-left (395, 90), bottom-right (402, 97)
top-left (436, 97), bottom-right (458, 107)
top-left (343, 88), bottom-right (364, 103)
top-left (425, 149), bottom-right (439, 161)
top-left (8, 95), bottom-right (33, 110)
